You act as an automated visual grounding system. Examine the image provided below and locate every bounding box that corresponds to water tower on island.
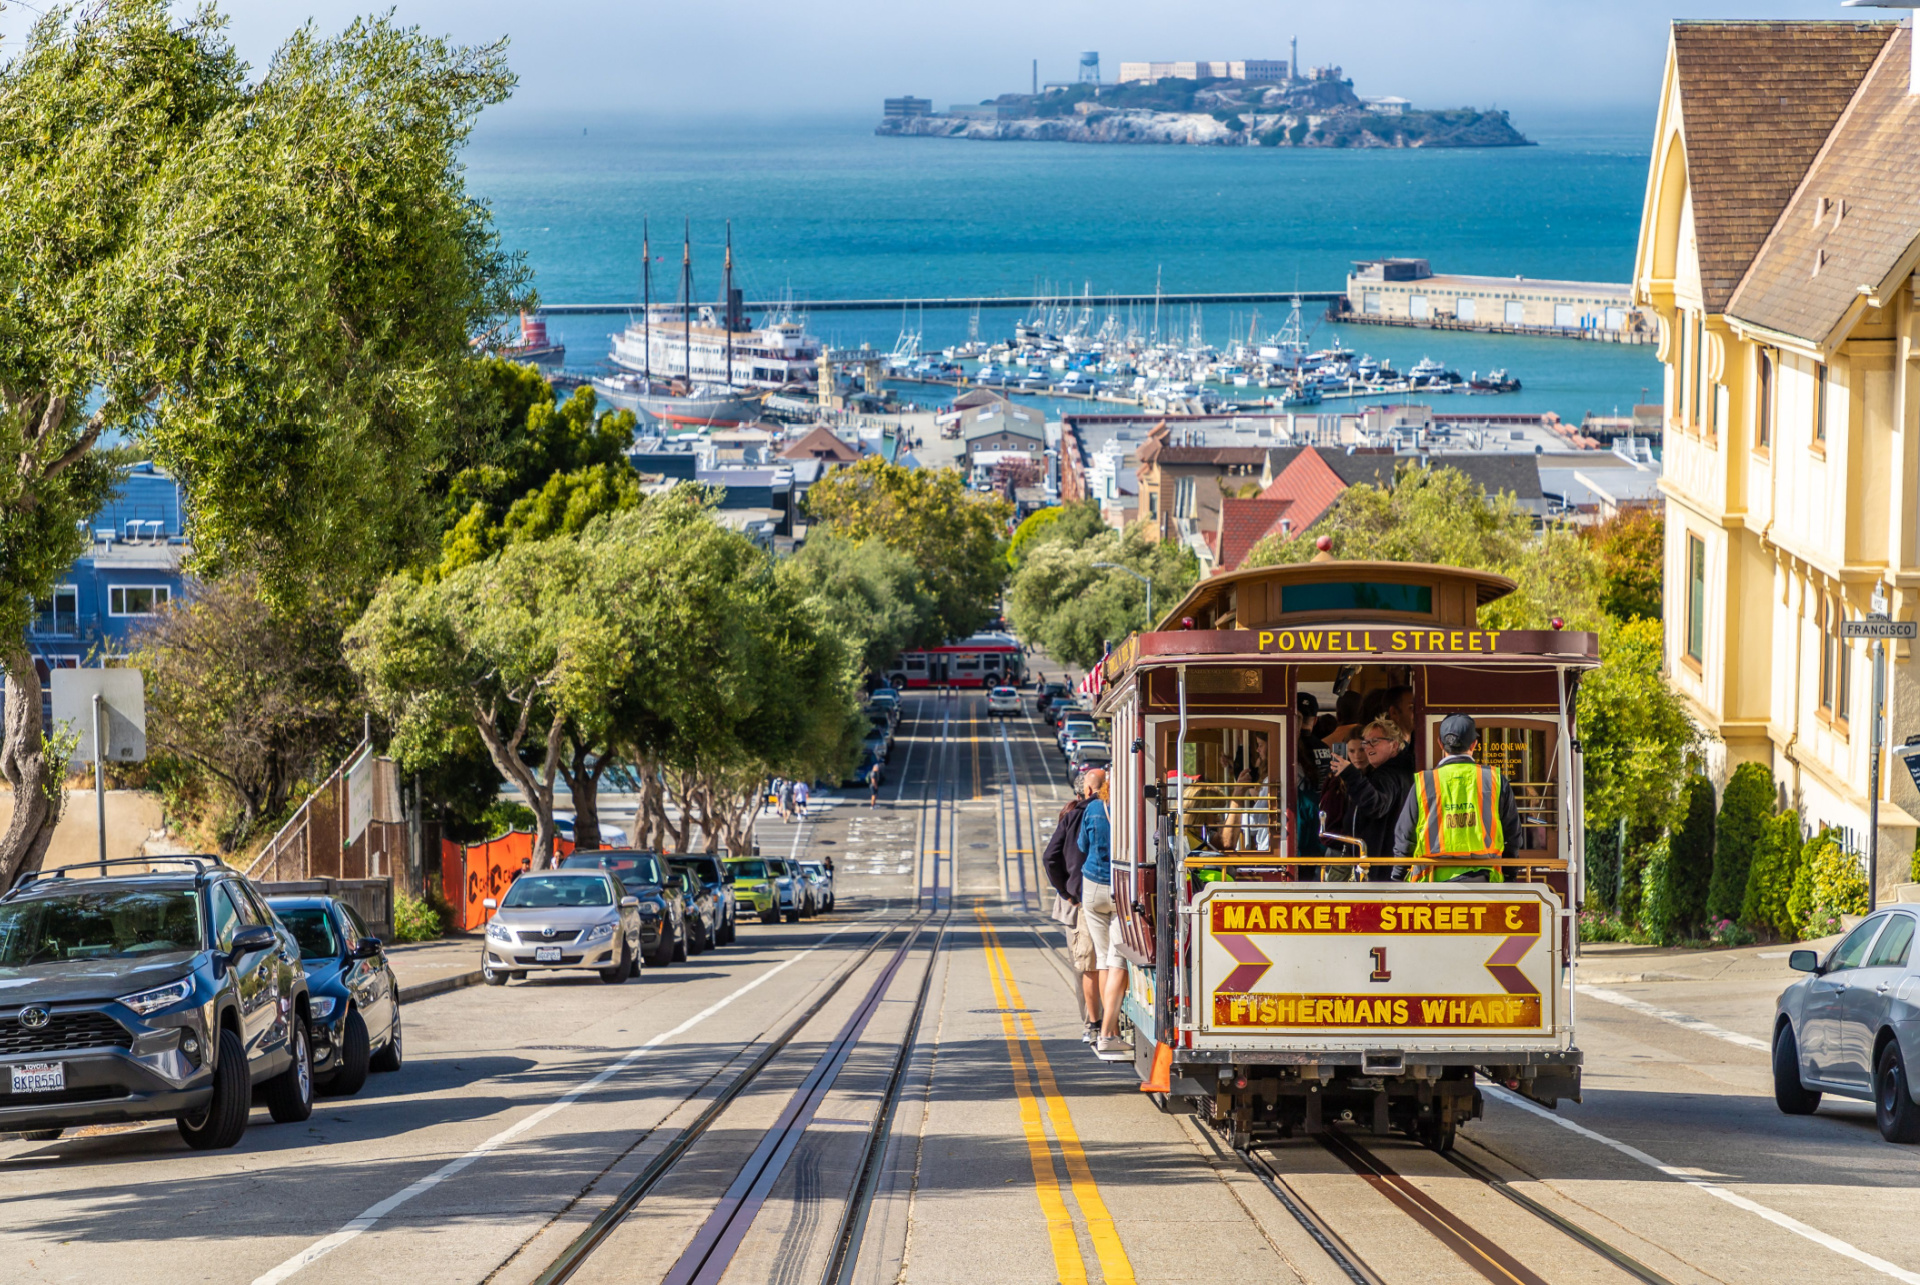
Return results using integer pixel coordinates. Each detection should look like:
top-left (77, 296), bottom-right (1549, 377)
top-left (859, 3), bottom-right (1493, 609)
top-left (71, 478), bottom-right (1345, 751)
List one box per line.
top-left (1078, 51), bottom-right (1100, 85)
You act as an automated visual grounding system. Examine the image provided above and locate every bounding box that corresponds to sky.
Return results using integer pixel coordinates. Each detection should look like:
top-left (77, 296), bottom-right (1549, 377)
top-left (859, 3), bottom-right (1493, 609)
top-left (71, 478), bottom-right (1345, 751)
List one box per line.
top-left (117, 0), bottom-right (1900, 126)
top-left (0, 0), bottom-right (1889, 124)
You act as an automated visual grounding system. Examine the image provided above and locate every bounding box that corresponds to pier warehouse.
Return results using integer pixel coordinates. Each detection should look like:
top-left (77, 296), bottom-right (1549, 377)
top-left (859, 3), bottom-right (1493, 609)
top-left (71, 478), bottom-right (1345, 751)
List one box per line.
top-left (1341, 259), bottom-right (1655, 342)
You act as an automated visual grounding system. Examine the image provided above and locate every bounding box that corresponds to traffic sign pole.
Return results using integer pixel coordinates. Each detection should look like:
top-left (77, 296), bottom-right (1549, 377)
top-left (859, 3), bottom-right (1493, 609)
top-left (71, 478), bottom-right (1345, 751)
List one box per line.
top-left (1871, 637), bottom-right (1884, 911)
top-left (92, 692), bottom-right (106, 866)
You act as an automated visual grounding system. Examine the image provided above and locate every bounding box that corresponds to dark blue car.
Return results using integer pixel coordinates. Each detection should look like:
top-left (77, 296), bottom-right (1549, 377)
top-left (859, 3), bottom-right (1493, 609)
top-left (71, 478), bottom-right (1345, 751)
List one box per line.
top-left (265, 895), bottom-right (402, 1094)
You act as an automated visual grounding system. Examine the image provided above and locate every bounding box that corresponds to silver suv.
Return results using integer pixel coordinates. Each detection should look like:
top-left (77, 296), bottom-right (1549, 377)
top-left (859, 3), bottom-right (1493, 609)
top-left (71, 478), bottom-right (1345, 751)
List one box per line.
top-left (481, 870), bottom-right (643, 985)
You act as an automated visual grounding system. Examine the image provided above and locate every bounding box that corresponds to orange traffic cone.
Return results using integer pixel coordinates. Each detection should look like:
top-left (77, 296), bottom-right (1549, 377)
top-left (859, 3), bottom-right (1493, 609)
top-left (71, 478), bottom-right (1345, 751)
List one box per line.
top-left (1140, 1041), bottom-right (1173, 1094)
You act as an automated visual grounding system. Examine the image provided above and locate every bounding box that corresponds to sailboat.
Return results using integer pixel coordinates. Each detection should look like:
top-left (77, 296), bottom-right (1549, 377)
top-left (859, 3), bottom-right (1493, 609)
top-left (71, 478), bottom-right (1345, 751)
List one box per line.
top-left (595, 222), bottom-right (782, 428)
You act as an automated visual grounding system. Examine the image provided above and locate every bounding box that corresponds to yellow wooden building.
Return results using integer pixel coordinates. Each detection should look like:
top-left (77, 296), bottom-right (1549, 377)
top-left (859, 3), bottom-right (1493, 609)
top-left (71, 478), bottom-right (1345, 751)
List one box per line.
top-left (1634, 18), bottom-right (1920, 891)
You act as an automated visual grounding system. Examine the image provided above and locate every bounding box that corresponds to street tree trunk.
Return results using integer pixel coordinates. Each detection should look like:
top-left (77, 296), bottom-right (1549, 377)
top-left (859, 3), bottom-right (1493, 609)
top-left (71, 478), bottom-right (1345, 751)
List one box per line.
top-left (470, 690), bottom-right (567, 870)
top-left (0, 649), bottom-right (62, 887)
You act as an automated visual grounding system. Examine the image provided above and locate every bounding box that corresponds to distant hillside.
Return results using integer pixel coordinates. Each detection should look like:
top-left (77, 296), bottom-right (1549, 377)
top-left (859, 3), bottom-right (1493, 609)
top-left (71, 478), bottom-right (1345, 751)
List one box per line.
top-left (878, 77), bottom-right (1532, 149)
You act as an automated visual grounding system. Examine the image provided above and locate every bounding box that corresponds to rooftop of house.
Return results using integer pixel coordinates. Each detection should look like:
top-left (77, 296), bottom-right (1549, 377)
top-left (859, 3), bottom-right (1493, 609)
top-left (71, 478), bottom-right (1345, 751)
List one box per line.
top-left (1670, 18), bottom-right (1895, 311)
top-left (777, 424), bottom-right (861, 463)
top-left (1727, 25), bottom-right (1920, 345)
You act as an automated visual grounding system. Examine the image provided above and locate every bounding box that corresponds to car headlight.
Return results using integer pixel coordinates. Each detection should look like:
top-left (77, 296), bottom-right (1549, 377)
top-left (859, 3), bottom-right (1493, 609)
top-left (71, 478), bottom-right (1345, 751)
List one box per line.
top-left (486, 920), bottom-right (513, 943)
top-left (117, 977), bottom-right (195, 1016)
top-left (309, 997), bottom-right (338, 1019)
top-left (581, 921), bottom-right (616, 945)
top-left (757, 882), bottom-right (772, 893)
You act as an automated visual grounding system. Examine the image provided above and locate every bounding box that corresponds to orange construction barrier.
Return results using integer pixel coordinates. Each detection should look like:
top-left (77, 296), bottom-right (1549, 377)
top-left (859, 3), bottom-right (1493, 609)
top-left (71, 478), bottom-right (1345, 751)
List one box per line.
top-left (439, 830), bottom-right (577, 932)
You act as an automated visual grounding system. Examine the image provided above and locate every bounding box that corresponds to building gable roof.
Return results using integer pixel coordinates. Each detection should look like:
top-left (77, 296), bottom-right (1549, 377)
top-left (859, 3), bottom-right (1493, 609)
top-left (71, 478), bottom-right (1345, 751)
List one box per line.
top-left (1671, 19), bottom-right (1894, 312)
top-left (1215, 497), bottom-right (1293, 574)
top-left (1727, 27), bottom-right (1920, 345)
top-left (1259, 447), bottom-right (1351, 531)
top-left (777, 425), bottom-right (861, 463)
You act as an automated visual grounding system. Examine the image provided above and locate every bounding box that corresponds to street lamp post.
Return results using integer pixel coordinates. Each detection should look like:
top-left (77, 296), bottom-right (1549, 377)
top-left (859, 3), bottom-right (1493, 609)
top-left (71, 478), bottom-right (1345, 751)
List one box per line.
top-left (1092, 562), bottom-right (1153, 631)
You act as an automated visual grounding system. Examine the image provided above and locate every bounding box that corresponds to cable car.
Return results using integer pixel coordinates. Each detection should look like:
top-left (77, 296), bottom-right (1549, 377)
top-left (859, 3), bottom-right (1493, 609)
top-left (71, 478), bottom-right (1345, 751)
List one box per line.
top-left (887, 632), bottom-right (1027, 690)
top-left (1090, 555), bottom-right (1598, 1150)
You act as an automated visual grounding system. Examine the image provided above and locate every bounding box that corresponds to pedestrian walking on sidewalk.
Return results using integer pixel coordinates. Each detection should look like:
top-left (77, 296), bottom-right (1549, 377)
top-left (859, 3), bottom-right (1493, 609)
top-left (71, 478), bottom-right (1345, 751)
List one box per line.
top-left (1041, 777), bottom-right (1097, 1040)
top-left (1077, 769), bottom-right (1130, 1062)
top-left (794, 781), bottom-right (810, 819)
top-left (867, 760), bottom-right (885, 808)
top-left (779, 779), bottom-right (795, 823)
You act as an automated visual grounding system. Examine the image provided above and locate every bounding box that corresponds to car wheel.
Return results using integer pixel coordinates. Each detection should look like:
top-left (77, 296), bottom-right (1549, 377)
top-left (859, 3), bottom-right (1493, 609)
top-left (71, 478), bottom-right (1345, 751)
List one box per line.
top-left (600, 939), bottom-right (634, 984)
top-left (178, 1027), bottom-right (251, 1151)
top-left (482, 957), bottom-right (509, 986)
top-left (264, 1015), bottom-right (315, 1124)
top-left (672, 926), bottom-right (688, 962)
top-left (784, 907), bottom-right (801, 924)
top-left (719, 914), bottom-right (736, 946)
top-left (760, 909), bottom-right (779, 925)
top-left (18, 1129), bottom-right (63, 1142)
top-left (323, 1010), bottom-right (370, 1097)
top-left (1773, 1023), bottom-right (1822, 1115)
top-left (370, 1007), bottom-right (403, 1073)
top-left (1877, 1043), bottom-right (1920, 1143)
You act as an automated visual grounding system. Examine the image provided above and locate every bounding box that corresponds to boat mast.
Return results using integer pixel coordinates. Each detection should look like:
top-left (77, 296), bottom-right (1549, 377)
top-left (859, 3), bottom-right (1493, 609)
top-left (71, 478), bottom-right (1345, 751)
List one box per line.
top-left (642, 218), bottom-right (651, 384)
top-left (724, 220), bottom-right (734, 389)
top-left (681, 219), bottom-right (692, 386)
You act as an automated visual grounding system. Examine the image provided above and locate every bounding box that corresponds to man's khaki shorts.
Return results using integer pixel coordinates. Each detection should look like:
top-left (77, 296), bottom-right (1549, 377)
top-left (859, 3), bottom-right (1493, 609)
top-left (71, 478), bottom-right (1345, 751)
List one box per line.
top-left (1068, 909), bottom-right (1097, 972)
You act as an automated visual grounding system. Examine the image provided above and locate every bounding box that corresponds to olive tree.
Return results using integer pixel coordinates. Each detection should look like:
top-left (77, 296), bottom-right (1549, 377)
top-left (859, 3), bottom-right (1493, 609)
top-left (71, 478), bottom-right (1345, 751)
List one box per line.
top-left (0, 2), bottom-right (528, 884)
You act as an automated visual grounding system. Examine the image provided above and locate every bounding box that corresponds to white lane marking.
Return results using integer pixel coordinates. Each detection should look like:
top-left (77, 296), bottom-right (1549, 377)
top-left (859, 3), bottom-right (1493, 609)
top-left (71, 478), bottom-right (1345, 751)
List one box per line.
top-left (1487, 1086), bottom-right (1920, 1284)
top-left (1577, 985), bottom-right (1771, 1053)
top-left (252, 918), bottom-right (879, 1285)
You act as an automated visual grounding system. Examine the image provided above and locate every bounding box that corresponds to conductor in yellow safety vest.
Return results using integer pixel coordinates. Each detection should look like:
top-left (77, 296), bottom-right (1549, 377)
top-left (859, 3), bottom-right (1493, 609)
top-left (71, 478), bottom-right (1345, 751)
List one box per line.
top-left (1390, 714), bottom-right (1519, 882)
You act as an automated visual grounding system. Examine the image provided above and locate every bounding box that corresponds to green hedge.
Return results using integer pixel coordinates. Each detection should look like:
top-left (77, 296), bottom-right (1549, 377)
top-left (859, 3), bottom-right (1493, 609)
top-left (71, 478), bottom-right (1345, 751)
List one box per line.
top-left (1741, 810), bottom-right (1804, 937)
top-left (1789, 828), bottom-right (1869, 938)
top-left (1667, 775), bottom-right (1716, 931)
top-left (1637, 836), bottom-right (1680, 945)
top-left (1707, 762), bottom-right (1774, 923)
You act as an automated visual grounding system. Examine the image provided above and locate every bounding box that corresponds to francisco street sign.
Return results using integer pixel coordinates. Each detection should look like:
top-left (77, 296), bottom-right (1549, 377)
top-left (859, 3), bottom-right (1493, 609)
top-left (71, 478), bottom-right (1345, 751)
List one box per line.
top-left (1843, 620), bottom-right (1919, 640)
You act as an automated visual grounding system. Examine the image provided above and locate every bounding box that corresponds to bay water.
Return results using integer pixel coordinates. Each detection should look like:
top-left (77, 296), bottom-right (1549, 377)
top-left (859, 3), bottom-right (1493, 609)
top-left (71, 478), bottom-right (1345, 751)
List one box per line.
top-left (465, 110), bottom-right (1661, 423)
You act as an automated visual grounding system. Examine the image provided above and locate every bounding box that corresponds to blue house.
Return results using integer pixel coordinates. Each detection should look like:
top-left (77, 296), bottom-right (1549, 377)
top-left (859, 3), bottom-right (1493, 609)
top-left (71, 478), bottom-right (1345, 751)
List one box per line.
top-left (28, 462), bottom-right (190, 683)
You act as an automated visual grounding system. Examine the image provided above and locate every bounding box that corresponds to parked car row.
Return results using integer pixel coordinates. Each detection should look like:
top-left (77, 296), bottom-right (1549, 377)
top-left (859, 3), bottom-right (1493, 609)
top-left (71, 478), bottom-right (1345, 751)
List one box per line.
top-left (0, 856), bottom-right (402, 1152)
top-left (480, 848), bottom-right (841, 985)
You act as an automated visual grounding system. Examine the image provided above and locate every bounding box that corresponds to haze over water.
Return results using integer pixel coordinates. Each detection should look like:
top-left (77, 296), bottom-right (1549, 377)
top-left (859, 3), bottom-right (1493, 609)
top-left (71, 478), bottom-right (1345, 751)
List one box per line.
top-left (465, 109), bottom-right (1662, 422)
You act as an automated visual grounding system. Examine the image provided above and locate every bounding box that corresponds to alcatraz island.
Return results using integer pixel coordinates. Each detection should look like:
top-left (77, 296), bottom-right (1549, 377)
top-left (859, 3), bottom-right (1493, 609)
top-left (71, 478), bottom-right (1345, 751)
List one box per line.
top-left (878, 48), bottom-right (1531, 149)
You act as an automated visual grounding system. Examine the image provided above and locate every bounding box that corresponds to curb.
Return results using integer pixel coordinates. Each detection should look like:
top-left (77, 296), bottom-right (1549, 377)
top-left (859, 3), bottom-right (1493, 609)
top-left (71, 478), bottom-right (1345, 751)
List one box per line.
top-left (398, 969), bottom-right (484, 1004)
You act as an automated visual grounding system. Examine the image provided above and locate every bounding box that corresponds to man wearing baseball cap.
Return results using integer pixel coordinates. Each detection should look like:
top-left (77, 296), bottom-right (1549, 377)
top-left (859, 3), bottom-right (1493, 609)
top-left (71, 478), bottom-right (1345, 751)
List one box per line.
top-left (1391, 714), bottom-right (1519, 882)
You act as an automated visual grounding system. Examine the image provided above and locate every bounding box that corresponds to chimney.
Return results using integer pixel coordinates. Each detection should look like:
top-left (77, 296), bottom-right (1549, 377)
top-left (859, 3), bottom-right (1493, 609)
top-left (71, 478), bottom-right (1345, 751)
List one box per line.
top-left (1842, 3), bottom-right (1919, 94)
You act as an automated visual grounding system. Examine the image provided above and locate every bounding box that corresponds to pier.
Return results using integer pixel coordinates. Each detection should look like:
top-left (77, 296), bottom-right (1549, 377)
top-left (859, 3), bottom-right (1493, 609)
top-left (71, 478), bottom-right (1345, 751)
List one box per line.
top-left (535, 289), bottom-right (1345, 317)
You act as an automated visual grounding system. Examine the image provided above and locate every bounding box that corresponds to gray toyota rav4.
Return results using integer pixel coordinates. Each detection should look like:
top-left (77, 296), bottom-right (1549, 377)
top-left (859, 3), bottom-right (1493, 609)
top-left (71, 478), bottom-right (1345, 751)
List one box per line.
top-left (0, 856), bottom-right (314, 1149)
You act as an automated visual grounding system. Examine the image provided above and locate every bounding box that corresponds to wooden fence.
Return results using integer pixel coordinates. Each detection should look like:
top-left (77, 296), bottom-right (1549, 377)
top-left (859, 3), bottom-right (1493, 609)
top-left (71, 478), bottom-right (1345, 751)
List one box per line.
top-left (247, 746), bottom-right (409, 888)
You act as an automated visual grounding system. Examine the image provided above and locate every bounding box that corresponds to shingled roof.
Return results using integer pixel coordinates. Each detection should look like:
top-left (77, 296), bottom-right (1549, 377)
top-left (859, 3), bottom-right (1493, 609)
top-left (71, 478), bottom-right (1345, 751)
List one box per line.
top-left (1671, 20), bottom-right (1894, 312)
top-left (1728, 27), bottom-right (1920, 345)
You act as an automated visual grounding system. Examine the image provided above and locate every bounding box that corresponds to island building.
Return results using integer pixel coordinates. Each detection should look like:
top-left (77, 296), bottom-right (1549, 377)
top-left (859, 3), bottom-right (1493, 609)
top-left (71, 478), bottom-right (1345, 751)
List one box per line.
top-left (1340, 259), bottom-right (1654, 342)
top-left (883, 97), bottom-right (931, 119)
top-left (1117, 59), bottom-right (1288, 84)
top-left (1633, 18), bottom-right (1920, 890)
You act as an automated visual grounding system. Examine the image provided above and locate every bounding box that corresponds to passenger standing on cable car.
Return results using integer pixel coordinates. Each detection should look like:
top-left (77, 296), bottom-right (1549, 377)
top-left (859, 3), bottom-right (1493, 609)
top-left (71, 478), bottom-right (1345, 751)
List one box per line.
top-left (1392, 713), bottom-right (1520, 882)
top-left (1329, 717), bottom-right (1413, 881)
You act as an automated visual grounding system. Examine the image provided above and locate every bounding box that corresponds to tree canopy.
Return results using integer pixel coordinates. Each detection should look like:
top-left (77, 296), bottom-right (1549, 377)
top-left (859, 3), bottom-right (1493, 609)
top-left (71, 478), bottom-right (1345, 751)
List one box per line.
top-left (776, 534), bottom-right (935, 682)
top-left (0, 2), bottom-right (528, 882)
top-left (803, 458), bottom-right (1011, 642)
top-left (1008, 518), bottom-right (1200, 669)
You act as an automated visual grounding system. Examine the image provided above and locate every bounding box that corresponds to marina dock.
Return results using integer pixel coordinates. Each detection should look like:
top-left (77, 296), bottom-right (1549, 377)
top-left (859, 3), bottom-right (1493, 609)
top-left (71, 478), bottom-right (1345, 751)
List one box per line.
top-left (536, 289), bottom-right (1345, 317)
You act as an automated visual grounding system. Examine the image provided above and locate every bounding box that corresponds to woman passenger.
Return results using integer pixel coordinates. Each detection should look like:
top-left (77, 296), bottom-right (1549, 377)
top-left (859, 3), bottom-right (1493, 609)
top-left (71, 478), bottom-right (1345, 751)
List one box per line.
top-left (1331, 718), bottom-right (1414, 881)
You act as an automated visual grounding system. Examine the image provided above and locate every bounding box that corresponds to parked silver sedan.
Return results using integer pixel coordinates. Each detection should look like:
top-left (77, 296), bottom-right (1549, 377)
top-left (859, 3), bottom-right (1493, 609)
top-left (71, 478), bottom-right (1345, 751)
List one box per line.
top-left (480, 870), bottom-right (643, 986)
top-left (1775, 905), bottom-right (1920, 1141)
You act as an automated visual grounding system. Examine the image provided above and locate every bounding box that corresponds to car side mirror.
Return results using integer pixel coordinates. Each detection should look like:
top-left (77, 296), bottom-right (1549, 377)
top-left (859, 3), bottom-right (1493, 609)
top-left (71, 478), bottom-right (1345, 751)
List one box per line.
top-left (619, 896), bottom-right (640, 910)
top-left (1789, 949), bottom-right (1821, 974)
top-left (667, 874), bottom-right (685, 892)
top-left (352, 937), bottom-right (383, 960)
top-left (229, 924), bottom-right (275, 957)
top-left (483, 897), bottom-right (497, 910)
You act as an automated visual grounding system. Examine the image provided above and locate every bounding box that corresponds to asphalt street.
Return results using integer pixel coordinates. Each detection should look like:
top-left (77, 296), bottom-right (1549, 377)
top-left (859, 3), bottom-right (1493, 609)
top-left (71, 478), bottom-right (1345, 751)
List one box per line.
top-left (3, 683), bottom-right (1917, 1285)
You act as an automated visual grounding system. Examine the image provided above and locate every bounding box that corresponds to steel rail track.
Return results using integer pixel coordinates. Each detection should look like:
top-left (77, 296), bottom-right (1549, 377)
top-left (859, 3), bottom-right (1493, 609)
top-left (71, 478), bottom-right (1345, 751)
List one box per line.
top-left (1231, 1126), bottom-right (1679, 1285)
top-left (529, 693), bottom-right (958, 1285)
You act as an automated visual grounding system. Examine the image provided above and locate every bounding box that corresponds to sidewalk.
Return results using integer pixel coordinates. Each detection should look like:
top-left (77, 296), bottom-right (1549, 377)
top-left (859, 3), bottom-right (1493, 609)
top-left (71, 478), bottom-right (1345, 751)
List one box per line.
top-left (384, 934), bottom-right (485, 1004)
top-left (1575, 933), bottom-right (1843, 984)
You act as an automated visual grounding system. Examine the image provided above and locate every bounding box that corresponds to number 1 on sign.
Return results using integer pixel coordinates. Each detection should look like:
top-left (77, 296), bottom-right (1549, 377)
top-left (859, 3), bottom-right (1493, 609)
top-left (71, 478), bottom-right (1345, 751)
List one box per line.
top-left (1369, 946), bottom-right (1391, 982)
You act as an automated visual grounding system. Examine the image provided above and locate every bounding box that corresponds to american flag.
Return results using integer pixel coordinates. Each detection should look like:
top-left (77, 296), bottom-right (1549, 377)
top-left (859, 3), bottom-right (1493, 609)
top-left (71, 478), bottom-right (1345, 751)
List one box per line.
top-left (1076, 643), bottom-right (1110, 697)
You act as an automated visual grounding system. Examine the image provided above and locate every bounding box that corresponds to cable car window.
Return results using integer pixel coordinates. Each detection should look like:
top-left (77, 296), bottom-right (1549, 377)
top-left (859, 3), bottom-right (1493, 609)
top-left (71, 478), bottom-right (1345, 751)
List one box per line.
top-left (1281, 583), bottom-right (1434, 615)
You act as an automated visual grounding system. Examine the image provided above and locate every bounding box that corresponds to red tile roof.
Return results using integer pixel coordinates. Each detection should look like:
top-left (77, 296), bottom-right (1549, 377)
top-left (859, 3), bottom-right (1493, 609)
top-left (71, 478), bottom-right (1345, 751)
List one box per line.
top-left (1260, 447), bottom-right (1351, 531)
top-left (1214, 498), bottom-right (1293, 573)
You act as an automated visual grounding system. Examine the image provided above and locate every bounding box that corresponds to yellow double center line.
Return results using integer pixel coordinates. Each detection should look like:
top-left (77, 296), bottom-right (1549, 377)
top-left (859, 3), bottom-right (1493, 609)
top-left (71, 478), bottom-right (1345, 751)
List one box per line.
top-left (975, 905), bottom-right (1136, 1285)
